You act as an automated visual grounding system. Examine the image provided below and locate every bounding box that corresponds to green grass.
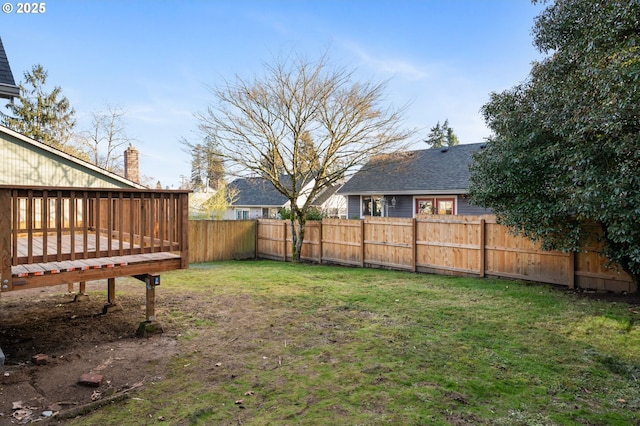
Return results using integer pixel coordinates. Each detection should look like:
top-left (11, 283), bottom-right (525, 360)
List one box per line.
top-left (69, 260), bottom-right (640, 425)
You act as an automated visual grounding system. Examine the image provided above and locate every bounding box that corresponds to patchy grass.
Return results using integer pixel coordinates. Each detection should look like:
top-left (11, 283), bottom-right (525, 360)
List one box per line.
top-left (67, 260), bottom-right (640, 425)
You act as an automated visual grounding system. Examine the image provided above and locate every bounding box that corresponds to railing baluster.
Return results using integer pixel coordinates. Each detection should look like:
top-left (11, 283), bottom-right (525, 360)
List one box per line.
top-left (56, 191), bottom-right (63, 262)
top-left (70, 191), bottom-right (76, 261)
top-left (27, 190), bottom-right (33, 264)
top-left (11, 190), bottom-right (18, 266)
top-left (94, 191), bottom-right (101, 258)
top-left (107, 191), bottom-right (113, 256)
top-left (118, 192), bottom-right (124, 256)
top-left (42, 191), bottom-right (49, 262)
top-left (149, 192), bottom-right (155, 253)
top-left (129, 192), bottom-right (135, 254)
top-left (83, 191), bottom-right (89, 259)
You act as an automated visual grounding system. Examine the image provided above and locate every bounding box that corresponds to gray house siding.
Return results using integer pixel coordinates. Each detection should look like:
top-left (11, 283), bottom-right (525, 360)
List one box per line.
top-left (347, 196), bottom-right (360, 219)
top-left (346, 194), bottom-right (490, 218)
top-left (457, 197), bottom-right (491, 216)
top-left (385, 195), bottom-right (413, 218)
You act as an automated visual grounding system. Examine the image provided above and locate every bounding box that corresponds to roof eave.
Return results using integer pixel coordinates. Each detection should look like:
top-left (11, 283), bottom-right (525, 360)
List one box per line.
top-left (338, 189), bottom-right (468, 196)
top-left (0, 83), bottom-right (20, 99)
top-left (0, 125), bottom-right (147, 189)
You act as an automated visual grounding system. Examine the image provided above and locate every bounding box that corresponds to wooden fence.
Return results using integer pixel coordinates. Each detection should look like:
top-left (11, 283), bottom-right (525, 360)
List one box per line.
top-left (189, 220), bottom-right (256, 263)
top-left (254, 216), bottom-right (635, 293)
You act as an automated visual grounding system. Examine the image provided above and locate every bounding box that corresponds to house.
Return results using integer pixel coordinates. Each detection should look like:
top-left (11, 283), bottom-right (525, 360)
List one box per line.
top-left (225, 175), bottom-right (310, 219)
top-left (337, 143), bottom-right (490, 218)
top-left (226, 176), bottom-right (289, 219)
top-left (310, 182), bottom-right (347, 218)
top-left (0, 37), bottom-right (20, 101)
top-left (0, 125), bottom-right (147, 188)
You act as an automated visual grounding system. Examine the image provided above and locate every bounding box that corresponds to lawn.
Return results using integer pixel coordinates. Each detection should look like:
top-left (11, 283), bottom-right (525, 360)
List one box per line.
top-left (69, 260), bottom-right (640, 425)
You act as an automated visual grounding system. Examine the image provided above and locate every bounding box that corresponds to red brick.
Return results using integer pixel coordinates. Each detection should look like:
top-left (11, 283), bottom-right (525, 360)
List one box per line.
top-left (78, 373), bottom-right (104, 387)
top-left (32, 354), bottom-right (48, 366)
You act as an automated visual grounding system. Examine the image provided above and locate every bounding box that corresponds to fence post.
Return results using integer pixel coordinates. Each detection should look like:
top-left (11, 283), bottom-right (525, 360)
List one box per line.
top-left (318, 221), bottom-right (323, 264)
top-left (283, 221), bottom-right (287, 261)
top-left (479, 218), bottom-right (486, 278)
top-left (180, 192), bottom-right (189, 269)
top-left (568, 251), bottom-right (575, 289)
top-left (412, 218), bottom-right (417, 272)
top-left (254, 220), bottom-right (259, 259)
top-left (0, 189), bottom-right (12, 291)
top-left (360, 219), bottom-right (365, 268)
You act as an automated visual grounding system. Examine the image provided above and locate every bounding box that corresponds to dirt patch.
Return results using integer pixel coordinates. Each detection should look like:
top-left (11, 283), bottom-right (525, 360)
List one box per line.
top-left (0, 280), bottom-right (180, 424)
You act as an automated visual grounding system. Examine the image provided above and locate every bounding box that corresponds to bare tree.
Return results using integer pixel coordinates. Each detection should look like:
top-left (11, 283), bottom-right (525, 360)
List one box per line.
top-left (197, 53), bottom-right (413, 261)
top-left (76, 105), bottom-right (133, 173)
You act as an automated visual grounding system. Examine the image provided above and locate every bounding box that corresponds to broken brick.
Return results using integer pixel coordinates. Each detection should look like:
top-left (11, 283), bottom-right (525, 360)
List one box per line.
top-left (78, 373), bottom-right (104, 387)
top-left (31, 354), bottom-right (48, 366)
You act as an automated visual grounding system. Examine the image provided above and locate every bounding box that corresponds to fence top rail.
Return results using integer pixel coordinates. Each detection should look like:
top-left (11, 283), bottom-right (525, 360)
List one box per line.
top-left (0, 185), bottom-right (191, 197)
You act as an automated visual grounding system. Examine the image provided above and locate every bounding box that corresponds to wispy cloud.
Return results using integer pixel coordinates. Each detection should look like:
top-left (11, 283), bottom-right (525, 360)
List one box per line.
top-left (342, 41), bottom-right (430, 81)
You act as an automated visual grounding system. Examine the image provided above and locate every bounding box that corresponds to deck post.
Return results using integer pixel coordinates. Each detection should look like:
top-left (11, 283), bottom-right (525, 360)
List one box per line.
top-left (107, 278), bottom-right (116, 304)
top-left (72, 281), bottom-right (91, 302)
top-left (102, 278), bottom-right (122, 313)
top-left (135, 273), bottom-right (163, 336)
top-left (145, 275), bottom-right (159, 322)
top-left (0, 189), bottom-right (12, 292)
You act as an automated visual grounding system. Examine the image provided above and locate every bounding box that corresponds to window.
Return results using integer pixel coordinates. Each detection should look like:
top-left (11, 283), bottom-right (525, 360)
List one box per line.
top-left (415, 197), bottom-right (456, 215)
top-left (362, 196), bottom-right (382, 217)
top-left (437, 199), bottom-right (454, 215)
top-left (417, 199), bottom-right (434, 215)
top-left (235, 209), bottom-right (250, 220)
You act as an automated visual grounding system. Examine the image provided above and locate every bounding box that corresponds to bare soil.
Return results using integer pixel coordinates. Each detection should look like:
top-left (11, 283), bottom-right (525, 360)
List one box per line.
top-left (0, 280), bottom-right (181, 425)
top-left (0, 278), bottom-right (638, 425)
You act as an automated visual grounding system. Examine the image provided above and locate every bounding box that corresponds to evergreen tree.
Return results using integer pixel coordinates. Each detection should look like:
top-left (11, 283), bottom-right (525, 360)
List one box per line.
top-left (2, 64), bottom-right (77, 152)
top-left (470, 0), bottom-right (640, 286)
top-left (444, 120), bottom-right (459, 147)
top-left (425, 121), bottom-right (446, 148)
top-left (183, 137), bottom-right (225, 191)
top-left (425, 119), bottom-right (459, 148)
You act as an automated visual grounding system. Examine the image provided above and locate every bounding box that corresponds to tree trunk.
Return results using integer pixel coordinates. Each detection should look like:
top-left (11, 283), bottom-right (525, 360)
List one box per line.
top-left (289, 218), bottom-right (297, 262)
top-left (289, 215), bottom-right (306, 263)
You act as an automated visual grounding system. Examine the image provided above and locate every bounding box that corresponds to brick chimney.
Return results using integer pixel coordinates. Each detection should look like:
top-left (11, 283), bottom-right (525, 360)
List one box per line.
top-left (124, 145), bottom-right (139, 183)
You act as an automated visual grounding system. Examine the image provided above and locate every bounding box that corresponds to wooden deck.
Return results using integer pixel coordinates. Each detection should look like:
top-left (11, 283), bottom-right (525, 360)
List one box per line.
top-left (0, 186), bottom-right (190, 320)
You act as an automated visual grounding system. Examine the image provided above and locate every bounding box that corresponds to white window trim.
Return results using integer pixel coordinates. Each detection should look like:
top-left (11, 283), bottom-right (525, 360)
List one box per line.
top-left (235, 208), bottom-right (250, 220)
top-left (412, 196), bottom-right (458, 217)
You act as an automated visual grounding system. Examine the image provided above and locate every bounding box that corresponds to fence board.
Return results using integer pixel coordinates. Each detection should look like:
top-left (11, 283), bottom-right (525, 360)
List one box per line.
top-left (257, 219), bottom-right (286, 261)
top-left (189, 220), bottom-right (256, 263)
top-left (321, 219), bottom-right (363, 266)
top-left (364, 217), bottom-right (413, 270)
top-left (415, 217), bottom-right (481, 276)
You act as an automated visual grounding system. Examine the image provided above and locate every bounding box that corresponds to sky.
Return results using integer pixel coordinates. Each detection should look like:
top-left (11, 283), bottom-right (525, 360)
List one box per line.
top-left (0, 0), bottom-right (546, 188)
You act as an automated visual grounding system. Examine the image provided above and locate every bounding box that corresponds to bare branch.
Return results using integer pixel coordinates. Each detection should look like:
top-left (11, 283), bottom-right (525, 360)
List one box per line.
top-left (196, 52), bottom-right (415, 261)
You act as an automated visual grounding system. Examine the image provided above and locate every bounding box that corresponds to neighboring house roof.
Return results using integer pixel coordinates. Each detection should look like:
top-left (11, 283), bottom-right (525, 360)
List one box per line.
top-left (0, 37), bottom-right (20, 100)
top-left (229, 176), bottom-right (289, 207)
top-left (338, 143), bottom-right (486, 195)
top-left (0, 125), bottom-right (146, 189)
top-left (229, 174), bottom-right (317, 208)
top-left (311, 182), bottom-right (343, 206)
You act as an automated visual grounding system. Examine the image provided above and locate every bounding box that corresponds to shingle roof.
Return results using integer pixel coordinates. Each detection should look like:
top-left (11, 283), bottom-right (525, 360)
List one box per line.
top-left (229, 176), bottom-right (289, 207)
top-left (311, 182), bottom-right (342, 206)
top-left (338, 143), bottom-right (486, 195)
top-left (0, 37), bottom-right (20, 100)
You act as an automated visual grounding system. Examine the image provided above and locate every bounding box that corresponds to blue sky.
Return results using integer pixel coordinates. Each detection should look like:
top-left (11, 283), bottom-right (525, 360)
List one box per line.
top-left (1, 0), bottom-right (545, 188)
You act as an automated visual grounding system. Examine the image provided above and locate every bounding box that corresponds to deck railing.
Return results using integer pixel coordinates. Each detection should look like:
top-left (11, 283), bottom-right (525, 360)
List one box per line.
top-left (0, 186), bottom-right (190, 289)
